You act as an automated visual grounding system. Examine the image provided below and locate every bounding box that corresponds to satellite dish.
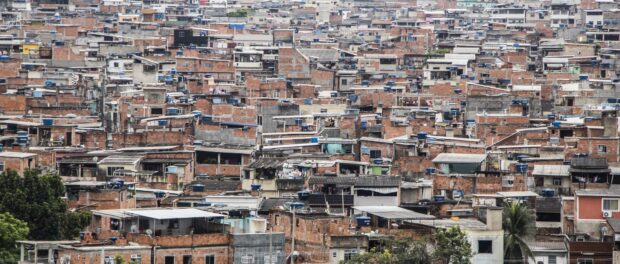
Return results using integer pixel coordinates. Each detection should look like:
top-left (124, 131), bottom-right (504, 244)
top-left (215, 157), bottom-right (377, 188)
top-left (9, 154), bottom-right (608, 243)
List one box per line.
top-left (145, 229), bottom-right (153, 236)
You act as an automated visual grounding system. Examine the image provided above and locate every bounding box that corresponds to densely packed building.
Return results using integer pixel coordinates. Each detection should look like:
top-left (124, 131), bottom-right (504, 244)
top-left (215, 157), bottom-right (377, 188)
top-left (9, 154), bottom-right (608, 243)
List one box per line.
top-left (5, 0), bottom-right (620, 263)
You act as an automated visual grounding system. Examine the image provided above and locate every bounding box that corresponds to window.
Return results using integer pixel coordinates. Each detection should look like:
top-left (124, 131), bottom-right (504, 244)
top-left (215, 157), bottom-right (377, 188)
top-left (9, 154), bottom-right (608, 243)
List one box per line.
top-left (110, 219), bottom-right (120, 230)
top-left (603, 199), bottom-right (619, 211)
top-left (548, 255), bottom-right (557, 264)
top-left (107, 167), bottom-right (124, 176)
top-left (598, 145), bottom-right (607, 153)
top-left (0, 161), bottom-right (5, 172)
top-left (205, 255), bottom-right (215, 264)
top-left (344, 249), bottom-right (358, 261)
top-left (151, 108), bottom-right (163, 115)
top-left (113, 62), bottom-right (119, 67)
top-left (341, 79), bottom-right (347, 85)
top-left (553, 178), bottom-right (562, 186)
top-left (164, 256), bottom-right (174, 264)
top-left (478, 240), bottom-right (493, 254)
top-left (577, 259), bottom-right (593, 264)
top-left (332, 252), bottom-right (337, 258)
top-left (168, 219), bottom-right (179, 229)
top-left (369, 150), bottom-right (381, 159)
top-left (183, 256), bottom-right (191, 264)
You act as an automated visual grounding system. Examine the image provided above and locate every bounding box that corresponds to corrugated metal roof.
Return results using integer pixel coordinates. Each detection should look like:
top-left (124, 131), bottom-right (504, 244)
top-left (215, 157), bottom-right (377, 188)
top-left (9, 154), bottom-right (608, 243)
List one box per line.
top-left (432, 153), bottom-right (486, 164)
top-left (353, 206), bottom-right (435, 220)
top-left (247, 158), bottom-right (286, 169)
top-left (127, 208), bottom-right (224, 220)
top-left (532, 165), bottom-right (570, 177)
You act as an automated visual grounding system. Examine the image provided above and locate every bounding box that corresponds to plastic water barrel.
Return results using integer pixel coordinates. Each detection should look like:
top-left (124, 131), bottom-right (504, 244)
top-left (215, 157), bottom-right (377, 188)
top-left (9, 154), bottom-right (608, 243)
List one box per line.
top-left (356, 216), bottom-right (371, 227)
top-left (42, 118), bottom-right (54, 126)
top-left (516, 163), bottom-right (528, 173)
top-left (297, 191), bottom-right (310, 200)
top-left (417, 132), bottom-right (428, 140)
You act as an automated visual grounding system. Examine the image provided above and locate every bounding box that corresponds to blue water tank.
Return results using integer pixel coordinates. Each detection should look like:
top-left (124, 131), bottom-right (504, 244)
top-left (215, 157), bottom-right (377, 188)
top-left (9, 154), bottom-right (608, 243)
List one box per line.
top-left (0, 56), bottom-right (10, 61)
top-left (158, 120), bottom-right (168, 126)
top-left (579, 75), bottom-right (589, 81)
top-left (516, 163), bottom-right (528, 173)
top-left (433, 195), bottom-right (445, 202)
top-left (179, 96), bottom-right (188, 104)
top-left (42, 118), bottom-right (54, 126)
top-left (547, 114), bottom-right (556, 120)
top-left (516, 155), bottom-right (529, 162)
top-left (542, 188), bottom-right (555, 197)
top-left (201, 115), bottom-right (213, 124)
top-left (304, 98), bottom-right (313, 105)
top-left (425, 167), bottom-right (436, 175)
top-left (290, 202), bottom-right (304, 210)
top-left (384, 86), bottom-right (392, 92)
top-left (192, 183), bottom-right (205, 192)
top-left (360, 121), bottom-right (367, 129)
top-left (167, 108), bottom-right (179, 115)
top-left (192, 111), bottom-right (202, 118)
top-left (33, 90), bottom-right (43, 98)
top-left (301, 124), bottom-right (309, 131)
top-left (361, 80), bottom-right (369, 86)
top-left (16, 131), bottom-right (28, 144)
top-left (297, 191), bottom-right (310, 200)
top-left (154, 191), bottom-right (166, 198)
top-left (356, 216), bottom-right (371, 227)
top-left (417, 132), bottom-right (428, 140)
top-left (310, 137), bottom-right (319, 143)
top-left (552, 121), bottom-right (561, 128)
top-left (251, 184), bottom-right (262, 191)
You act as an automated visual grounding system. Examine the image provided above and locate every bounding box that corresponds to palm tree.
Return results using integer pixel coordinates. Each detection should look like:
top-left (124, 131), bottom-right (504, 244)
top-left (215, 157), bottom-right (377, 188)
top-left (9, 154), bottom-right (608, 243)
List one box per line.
top-left (503, 200), bottom-right (536, 263)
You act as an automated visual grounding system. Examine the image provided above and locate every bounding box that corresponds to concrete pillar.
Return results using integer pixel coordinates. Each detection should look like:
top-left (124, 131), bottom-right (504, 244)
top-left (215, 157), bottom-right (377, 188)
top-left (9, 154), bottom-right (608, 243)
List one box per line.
top-left (34, 244), bottom-right (38, 264)
top-left (48, 248), bottom-right (53, 264)
top-left (20, 243), bottom-right (24, 262)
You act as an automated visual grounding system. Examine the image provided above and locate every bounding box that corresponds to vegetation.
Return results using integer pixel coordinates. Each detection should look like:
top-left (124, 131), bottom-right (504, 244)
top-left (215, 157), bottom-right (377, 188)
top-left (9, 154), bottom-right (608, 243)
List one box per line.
top-left (432, 226), bottom-right (473, 264)
top-left (503, 201), bottom-right (536, 263)
top-left (0, 170), bottom-right (91, 240)
top-left (343, 226), bottom-right (471, 264)
top-left (0, 212), bottom-right (29, 263)
top-left (227, 9), bottom-right (248, 17)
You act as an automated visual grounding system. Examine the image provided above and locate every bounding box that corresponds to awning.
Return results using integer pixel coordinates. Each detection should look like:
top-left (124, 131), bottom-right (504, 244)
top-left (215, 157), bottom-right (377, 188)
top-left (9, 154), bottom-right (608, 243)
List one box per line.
top-left (355, 187), bottom-right (398, 194)
top-left (126, 209), bottom-right (224, 220)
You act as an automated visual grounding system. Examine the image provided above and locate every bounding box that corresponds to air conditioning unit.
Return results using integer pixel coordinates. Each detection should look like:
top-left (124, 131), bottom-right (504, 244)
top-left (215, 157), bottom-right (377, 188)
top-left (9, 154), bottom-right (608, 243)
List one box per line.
top-left (603, 210), bottom-right (613, 218)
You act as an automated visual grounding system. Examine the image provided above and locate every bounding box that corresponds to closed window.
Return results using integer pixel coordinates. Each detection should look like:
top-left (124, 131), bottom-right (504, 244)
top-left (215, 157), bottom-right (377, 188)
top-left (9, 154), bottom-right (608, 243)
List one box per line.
top-left (603, 199), bottom-right (619, 211)
top-left (107, 167), bottom-right (124, 176)
top-left (478, 240), bottom-right (493, 254)
top-left (204, 255), bottom-right (215, 264)
top-left (553, 178), bottom-right (562, 186)
top-left (577, 259), bottom-right (593, 264)
top-left (548, 255), bottom-right (557, 264)
top-left (344, 249), bottom-right (358, 261)
top-left (165, 256), bottom-right (174, 264)
top-left (370, 150), bottom-right (381, 159)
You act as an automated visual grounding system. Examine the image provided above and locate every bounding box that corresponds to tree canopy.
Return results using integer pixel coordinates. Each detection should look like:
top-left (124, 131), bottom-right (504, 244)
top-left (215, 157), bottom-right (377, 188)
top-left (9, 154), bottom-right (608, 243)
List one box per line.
top-left (0, 212), bottom-right (29, 263)
top-left (0, 169), bottom-right (91, 240)
top-left (503, 200), bottom-right (536, 263)
top-left (343, 226), bottom-right (471, 264)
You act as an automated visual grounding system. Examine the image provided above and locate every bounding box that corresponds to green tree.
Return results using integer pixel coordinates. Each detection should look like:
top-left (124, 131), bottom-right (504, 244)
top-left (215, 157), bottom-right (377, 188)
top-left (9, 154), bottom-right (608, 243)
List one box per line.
top-left (343, 237), bottom-right (430, 264)
top-left (432, 226), bottom-right (472, 264)
top-left (0, 212), bottom-right (29, 263)
top-left (0, 169), bottom-right (91, 241)
top-left (503, 201), bottom-right (536, 263)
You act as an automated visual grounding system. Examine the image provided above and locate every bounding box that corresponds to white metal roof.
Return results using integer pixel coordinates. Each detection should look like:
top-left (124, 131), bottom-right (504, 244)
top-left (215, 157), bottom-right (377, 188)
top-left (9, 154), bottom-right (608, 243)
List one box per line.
top-left (432, 153), bottom-right (486, 164)
top-left (0, 152), bottom-right (37, 158)
top-left (353, 206), bottom-right (435, 220)
top-left (126, 208), bottom-right (225, 220)
top-left (532, 165), bottom-right (570, 177)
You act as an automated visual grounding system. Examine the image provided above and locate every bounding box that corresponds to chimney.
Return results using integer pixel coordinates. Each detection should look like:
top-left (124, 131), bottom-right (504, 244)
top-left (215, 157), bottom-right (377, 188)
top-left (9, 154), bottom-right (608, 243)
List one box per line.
top-left (485, 207), bottom-right (503, 231)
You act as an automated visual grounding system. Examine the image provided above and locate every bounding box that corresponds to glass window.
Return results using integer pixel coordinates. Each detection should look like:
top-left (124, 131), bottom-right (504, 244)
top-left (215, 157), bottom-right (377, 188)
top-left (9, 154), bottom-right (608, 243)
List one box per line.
top-left (344, 249), bottom-right (358, 261)
top-left (164, 256), bottom-right (174, 264)
top-left (478, 240), bottom-right (493, 254)
top-left (204, 255), bottom-right (215, 264)
top-left (577, 259), bottom-right (593, 264)
top-left (183, 255), bottom-right (191, 264)
top-left (598, 145), bottom-right (607, 153)
top-left (603, 199), bottom-right (619, 211)
top-left (553, 178), bottom-right (562, 186)
top-left (549, 255), bottom-right (557, 264)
